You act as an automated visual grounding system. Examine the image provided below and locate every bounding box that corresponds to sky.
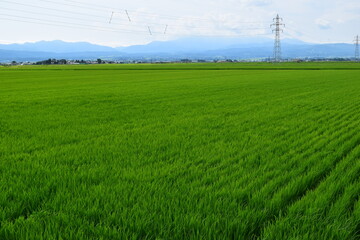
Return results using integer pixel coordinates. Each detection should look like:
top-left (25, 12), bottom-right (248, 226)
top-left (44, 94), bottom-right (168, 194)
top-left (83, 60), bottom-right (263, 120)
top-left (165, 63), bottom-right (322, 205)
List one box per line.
top-left (0, 0), bottom-right (359, 47)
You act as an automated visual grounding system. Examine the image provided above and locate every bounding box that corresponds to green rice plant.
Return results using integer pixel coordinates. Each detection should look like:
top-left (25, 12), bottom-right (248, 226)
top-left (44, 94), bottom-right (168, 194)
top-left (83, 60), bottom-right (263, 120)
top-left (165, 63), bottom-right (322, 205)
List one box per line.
top-left (0, 63), bottom-right (359, 239)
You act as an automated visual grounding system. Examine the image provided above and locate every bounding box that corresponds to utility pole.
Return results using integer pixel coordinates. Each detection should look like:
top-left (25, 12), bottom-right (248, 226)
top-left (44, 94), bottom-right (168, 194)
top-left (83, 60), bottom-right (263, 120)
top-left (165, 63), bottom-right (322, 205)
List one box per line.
top-left (271, 14), bottom-right (285, 63)
top-left (355, 35), bottom-right (359, 62)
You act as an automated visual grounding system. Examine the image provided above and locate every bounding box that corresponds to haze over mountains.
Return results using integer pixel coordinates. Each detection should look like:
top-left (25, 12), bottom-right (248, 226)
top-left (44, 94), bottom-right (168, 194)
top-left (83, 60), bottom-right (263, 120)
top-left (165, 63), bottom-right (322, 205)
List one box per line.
top-left (0, 37), bottom-right (355, 62)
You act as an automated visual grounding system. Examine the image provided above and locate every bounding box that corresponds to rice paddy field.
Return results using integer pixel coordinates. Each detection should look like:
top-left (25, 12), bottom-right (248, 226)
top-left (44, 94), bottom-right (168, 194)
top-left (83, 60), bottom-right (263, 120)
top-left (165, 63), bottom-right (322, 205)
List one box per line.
top-left (0, 62), bottom-right (360, 239)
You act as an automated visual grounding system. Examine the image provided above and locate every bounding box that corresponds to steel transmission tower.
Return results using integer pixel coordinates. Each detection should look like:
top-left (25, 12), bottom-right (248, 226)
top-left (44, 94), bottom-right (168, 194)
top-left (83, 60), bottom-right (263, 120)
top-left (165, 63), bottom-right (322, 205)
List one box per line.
top-left (271, 14), bottom-right (285, 62)
top-left (355, 35), bottom-right (359, 62)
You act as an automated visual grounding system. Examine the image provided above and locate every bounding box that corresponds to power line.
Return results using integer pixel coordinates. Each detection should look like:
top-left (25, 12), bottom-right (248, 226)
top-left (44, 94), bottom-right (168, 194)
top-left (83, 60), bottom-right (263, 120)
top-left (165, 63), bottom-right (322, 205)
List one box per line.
top-left (0, 1), bottom-right (162, 28)
top-left (0, 9), bottom-right (270, 36)
top-left (61, 0), bottom-right (212, 21)
top-left (0, 1), bottom-right (267, 31)
top-left (61, 0), bottom-right (267, 23)
top-left (109, 11), bottom-right (114, 24)
top-left (0, 17), bottom-right (133, 34)
top-left (0, 0), bottom-right (274, 43)
top-left (270, 14), bottom-right (285, 63)
top-left (0, 14), bottom-right (151, 34)
top-left (38, 0), bottom-right (114, 14)
top-left (0, 1), bottom-right (108, 19)
top-left (125, 10), bottom-right (131, 22)
top-left (0, 7), bottom-right (146, 30)
top-left (19, 0), bottom-right (267, 25)
top-left (0, 15), bottom-right (272, 38)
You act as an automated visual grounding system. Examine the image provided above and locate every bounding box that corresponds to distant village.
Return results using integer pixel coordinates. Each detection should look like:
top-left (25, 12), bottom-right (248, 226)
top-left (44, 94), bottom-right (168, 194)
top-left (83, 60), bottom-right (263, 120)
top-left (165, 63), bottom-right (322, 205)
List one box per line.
top-left (1, 57), bottom-right (355, 66)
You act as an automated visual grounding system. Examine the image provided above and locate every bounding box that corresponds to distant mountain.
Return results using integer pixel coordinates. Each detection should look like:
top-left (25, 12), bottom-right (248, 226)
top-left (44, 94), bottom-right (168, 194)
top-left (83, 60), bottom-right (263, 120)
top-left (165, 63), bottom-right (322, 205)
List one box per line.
top-left (0, 40), bottom-right (115, 53)
top-left (199, 42), bottom-right (354, 59)
top-left (0, 38), bottom-right (356, 62)
top-left (116, 37), bottom-right (275, 54)
top-left (0, 49), bottom-right (123, 62)
top-left (115, 37), bottom-right (314, 54)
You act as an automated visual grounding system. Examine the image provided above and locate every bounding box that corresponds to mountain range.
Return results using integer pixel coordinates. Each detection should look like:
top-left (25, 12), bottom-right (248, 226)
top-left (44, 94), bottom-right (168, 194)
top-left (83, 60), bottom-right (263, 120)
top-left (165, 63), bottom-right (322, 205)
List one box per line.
top-left (0, 37), bottom-right (356, 62)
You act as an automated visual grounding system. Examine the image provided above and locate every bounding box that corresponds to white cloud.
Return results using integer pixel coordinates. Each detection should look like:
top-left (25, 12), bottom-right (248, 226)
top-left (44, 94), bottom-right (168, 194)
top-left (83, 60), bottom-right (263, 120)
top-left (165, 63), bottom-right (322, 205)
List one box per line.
top-left (315, 18), bottom-right (331, 29)
top-left (0, 0), bottom-right (359, 45)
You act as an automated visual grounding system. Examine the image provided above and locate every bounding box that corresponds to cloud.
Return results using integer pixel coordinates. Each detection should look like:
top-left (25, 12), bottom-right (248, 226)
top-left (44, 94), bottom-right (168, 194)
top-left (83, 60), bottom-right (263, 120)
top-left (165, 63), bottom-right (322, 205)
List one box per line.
top-left (315, 18), bottom-right (331, 29)
top-left (251, 0), bottom-right (272, 6)
top-left (1, 0), bottom-right (359, 45)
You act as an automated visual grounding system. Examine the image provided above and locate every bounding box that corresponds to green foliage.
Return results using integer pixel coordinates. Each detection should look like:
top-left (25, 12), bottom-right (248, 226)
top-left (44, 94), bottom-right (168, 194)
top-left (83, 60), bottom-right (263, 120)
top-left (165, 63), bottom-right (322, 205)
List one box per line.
top-left (0, 63), bottom-right (359, 239)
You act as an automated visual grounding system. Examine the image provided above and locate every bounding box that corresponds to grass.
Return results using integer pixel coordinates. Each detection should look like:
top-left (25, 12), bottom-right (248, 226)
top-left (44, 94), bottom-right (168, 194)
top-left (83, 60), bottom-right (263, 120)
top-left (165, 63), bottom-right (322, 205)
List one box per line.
top-left (0, 62), bottom-right (359, 239)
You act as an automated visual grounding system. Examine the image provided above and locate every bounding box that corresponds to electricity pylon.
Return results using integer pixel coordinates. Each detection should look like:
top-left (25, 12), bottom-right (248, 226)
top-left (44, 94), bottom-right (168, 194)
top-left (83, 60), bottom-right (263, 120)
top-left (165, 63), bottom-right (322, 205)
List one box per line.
top-left (271, 14), bottom-right (285, 63)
